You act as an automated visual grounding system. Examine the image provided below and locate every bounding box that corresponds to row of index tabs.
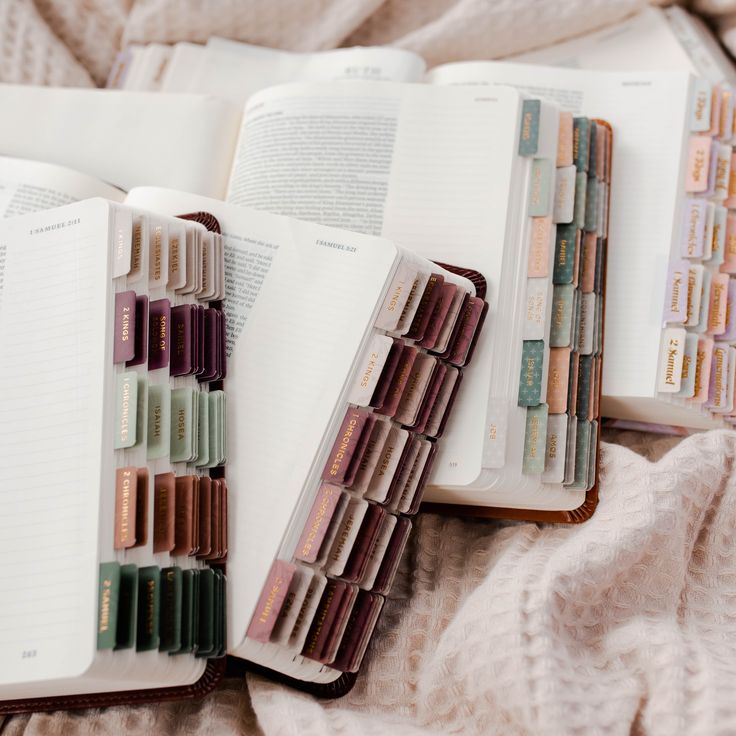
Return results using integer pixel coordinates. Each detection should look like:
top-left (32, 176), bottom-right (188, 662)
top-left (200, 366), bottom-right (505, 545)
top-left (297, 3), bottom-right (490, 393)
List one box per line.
top-left (517, 115), bottom-right (609, 491)
top-left (659, 82), bottom-right (736, 423)
top-left (97, 562), bottom-right (225, 657)
top-left (240, 252), bottom-right (488, 676)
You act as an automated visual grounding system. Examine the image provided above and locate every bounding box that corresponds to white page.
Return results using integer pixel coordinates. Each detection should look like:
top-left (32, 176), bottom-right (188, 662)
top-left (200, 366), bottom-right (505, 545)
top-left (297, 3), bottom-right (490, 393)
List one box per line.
top-left (0, 85), bottom-right (241, 198)
top-left (429, 63), bottom-right (693, 407)
top-left (0, 200), bottom-right (110, 693)
top-left (125, 186), bottom-right (398, 654)
top-left (512, 6), bottom-right (736, 88)
top-left (186, 40), bottom-right (426, 104)
top-left (0, 156), bottom-right (124, 218)
top-left (227, 81), bottom-right (526, 488)
top-left (159, 43), bottom-right (208, 92)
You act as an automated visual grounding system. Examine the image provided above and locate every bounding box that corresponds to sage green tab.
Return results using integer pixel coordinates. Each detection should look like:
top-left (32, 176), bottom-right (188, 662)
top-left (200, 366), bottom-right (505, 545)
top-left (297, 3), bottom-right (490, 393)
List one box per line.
top-left (195, 569), bottom-right (216, 658)
top-left (528, 159), bottom-right (553, 216)
top-left (114, 371), bottom-right (138, 449)
top-left (553, 224), bottom-right (578, 285)
top-left (518, 99), bottom-right (541, 156)
top-left (576, 354), bottom-right (594, 419)
top-left (159, 566), bottom-right (183, 653)
top-left (195, 390), bottom-right (210, 467)
top-left (573, 172), bottom-right (587, 229)
top-left (550, 284), bottom-right (575, 348)
top-left (147, 383), bottom-right (171, 460)
top-left (172, 569), bottom-right (196, 655)
top-left (518, 340), bottom-right (545, 407)
top-left (135, 376), bottom-right (148, 449)
top-left (522, 403), bottom-right (549, 474)
top-left (97, 562), bottom-right (121, 650)
top-left (115, 564), bottom-right (138, 650)
top-left (170, 387), bottom-right (195, 462)
top-left (136, 565), bottom-right (161, 651)
top-left (573, 117), bottom-right (590, 171)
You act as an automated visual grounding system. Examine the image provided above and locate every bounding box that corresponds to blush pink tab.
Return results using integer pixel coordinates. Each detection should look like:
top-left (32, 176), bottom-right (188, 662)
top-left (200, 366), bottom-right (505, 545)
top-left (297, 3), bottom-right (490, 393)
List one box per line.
top-left (685, 135), bottom-right (712, 193)
top-left (527, 216), bottom-right (551, 277)
top-left (295, 483), bottom-right (342, 563)
top-left (247, 560), bottom-right (296, 643)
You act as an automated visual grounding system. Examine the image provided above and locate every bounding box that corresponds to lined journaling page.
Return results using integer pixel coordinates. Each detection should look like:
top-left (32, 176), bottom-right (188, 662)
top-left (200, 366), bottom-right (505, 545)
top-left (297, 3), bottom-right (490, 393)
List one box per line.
top-left (0, 199), bottom-right (111, 696)
top-left (123, 188), bottom-right (399, 653)
top-left (429, 64), bottom-right (693, 407)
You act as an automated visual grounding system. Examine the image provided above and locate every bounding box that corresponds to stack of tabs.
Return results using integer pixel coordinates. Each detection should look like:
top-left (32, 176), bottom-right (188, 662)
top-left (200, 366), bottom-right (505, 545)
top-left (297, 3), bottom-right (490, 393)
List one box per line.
top-left (104, 209), bottom-right (228, 659)
top-left (239, 252), bottom-right (486, 678)
top-left (659, 82), bottom-right (736, 422)
top-left (530, 116), bottom-right (610, 491)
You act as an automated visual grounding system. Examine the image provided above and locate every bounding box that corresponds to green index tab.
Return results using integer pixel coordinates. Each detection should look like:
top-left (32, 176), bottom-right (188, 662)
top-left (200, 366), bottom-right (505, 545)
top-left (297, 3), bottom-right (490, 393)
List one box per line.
top-left (172, 569), bottom-right (196, 655)
top-left (518, 99), bottom-right (541, 156)
top-left (159, 566), bottom-right (183, 652)
top-left (136, 565), bottom-right (161, 651)
top-left (568, 419), bottom-right (592, 490)
top-left (584, 176), bottom-right (598, 232)
top-left (522, 403), bottom-right (549, 474)
top-left (518, 340), bottom-right (545, 407)
top-left (196, 569), bottom-right (216, 658)
top-left (115, 564), bottom-right (138, 650)
top-left (170, 387), bottom-right (195, 462)
top-left (147, 384), bottom-right (171, 460)
top-left (114, 371), bottom-right (138, 449)
top-left (576, 354), bottom-right (595, 419)
top-left (195, 390), bottom-right (210, 468)
top-left (97, 562), bottom-right (121, 650)
top-left (573, 172), bottom-right (588, 229)
top-left (553, 224), bottom-right (578, 285)
top-left (135, 376), bottom-right (148, 449)
top-left (573, 117), bottom-right (590, 171)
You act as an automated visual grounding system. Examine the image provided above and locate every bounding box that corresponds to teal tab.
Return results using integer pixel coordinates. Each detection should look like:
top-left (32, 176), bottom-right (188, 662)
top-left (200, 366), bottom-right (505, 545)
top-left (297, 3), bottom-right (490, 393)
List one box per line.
top-left (573, 117), bottom-right (590, 171)
top-left (518, 340), bottom-right (545, 407)
top-left (576, 354), bottom-right (594, 419)
top-left (550, 284), bottom-right (575, 347)
top-left (170, 387), bottom-right (195, 462)
top-left (528, 159), bottom-right (553, 216)
top-left (588, 121), bottom-right (598, 177)
top-left (573, 172), bottom-right (587, 229)
top-left (568, 419), bottom-right (591, 490)
top-left (97, 561), bottom-right (121, 650)
top-left (522, 403), bottom-right (549, 474)
top-left (136, 565), bottom-right (161, 652)
top-left (518, 99), bottom-right (541, 156)
top-left (553, 224), bottom-right (578, 284)
top-left (584, 175), bottom-right (598, 232)
top-left (114, 371), bottom-right (138, 449)
top-left (172, 569), bottom-right (196, 655)
top-left (147, 383), bottom-right (171, 460)
top-left (195, 390), bottom-right (210, 467)
top-left (115, 564), bottom-right (138, 650)
top-left (159, 566), bottom-right (183, 653)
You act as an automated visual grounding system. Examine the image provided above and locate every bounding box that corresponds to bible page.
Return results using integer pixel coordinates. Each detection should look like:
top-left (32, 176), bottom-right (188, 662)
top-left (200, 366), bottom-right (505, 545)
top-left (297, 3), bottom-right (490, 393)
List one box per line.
top-left (0, 85), bottom-right (241, 198)
top-left (428, 63), bottom-right (693, 413)
top-left (172, 40), bottom-right (425, 104)
top-left (0, 156), bottom-right (124, 218)
top-left (226, 81), bottom-right (527, 490)
top-left (124, 186), bottom-right (399, 652)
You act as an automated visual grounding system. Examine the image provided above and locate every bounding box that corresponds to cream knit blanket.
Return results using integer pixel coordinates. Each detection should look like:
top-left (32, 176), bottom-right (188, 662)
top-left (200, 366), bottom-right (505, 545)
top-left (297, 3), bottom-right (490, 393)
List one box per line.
top-left (2, 2), bottom-right (736, 735)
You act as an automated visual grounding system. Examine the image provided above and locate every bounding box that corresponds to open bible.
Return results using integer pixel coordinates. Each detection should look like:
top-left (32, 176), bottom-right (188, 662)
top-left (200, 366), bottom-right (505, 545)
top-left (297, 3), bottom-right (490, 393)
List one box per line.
top-left (0, 78), bottom-right (611, 520)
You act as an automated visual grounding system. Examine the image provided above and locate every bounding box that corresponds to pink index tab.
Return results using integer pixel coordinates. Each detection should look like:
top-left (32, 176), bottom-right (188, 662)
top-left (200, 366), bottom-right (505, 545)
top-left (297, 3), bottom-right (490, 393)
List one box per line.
top-left (295, 483), bottom-right (342, 564)
top-left (113, 291), bottom-right (136, 363)
top-left (557, 112), bottom-right (573, 167)
top-left (663, 260), bottom-right (688, 324)
top-left (681, 199), bottom-right (708, 258)
top-left (721, 213), bottom-right (736, 273)
top-left (247, 560), bottom-right (296, 643)
top-left (322, 409), bottom-right (370, 484)
top-left (721, 278), bottom-right (736, 341)
top-left (112, 206), bottom-right (133, 278)
top-left (690, 337), bottom-right (714, 403)
top-left (708, 273), bottom-right (729, 335)
top-left (685, 135), bottom-right (712, 193)
top-left (709, 85), bottom-right (723, 137)
top-left (686, 265), bottom-right (705, 327)
top-left (375, 260), bottom-right (415, 332)
top-left (527, 216), bottom-right (552, 278)
top-left (715, 144), bottom-right (731, 200)
top-left (706, 344), bottom-right (730, 411)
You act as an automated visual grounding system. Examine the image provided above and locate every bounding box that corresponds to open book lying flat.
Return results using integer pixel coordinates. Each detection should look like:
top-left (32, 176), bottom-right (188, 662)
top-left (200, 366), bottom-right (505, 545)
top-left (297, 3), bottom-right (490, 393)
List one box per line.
top-left (0, 80), bottom-right (611, 522)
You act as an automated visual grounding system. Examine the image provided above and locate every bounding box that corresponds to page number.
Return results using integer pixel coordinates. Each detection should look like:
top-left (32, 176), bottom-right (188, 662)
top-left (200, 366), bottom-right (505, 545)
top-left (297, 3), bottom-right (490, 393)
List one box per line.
top-left (21, 650), bottom-right (37, 659)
